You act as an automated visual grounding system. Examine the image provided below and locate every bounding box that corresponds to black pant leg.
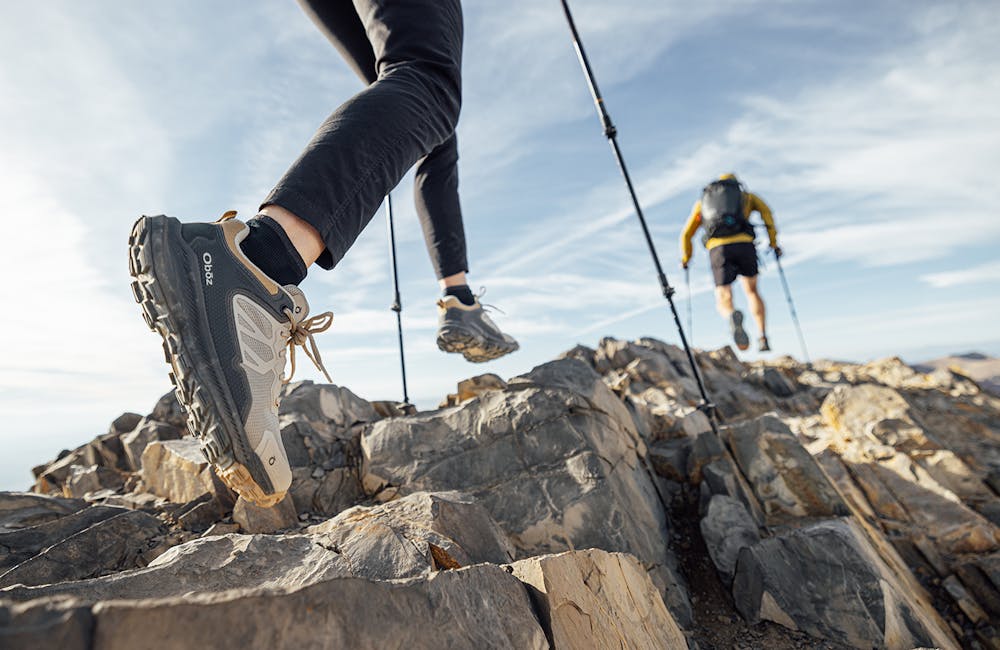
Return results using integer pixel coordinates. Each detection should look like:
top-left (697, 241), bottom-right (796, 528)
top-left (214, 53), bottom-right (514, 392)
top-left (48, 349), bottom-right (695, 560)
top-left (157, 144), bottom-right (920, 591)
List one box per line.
top-left (414, 135), bottom-right (468, 279)
top-left (262, 0), bottom-right (464, 270)
top-left (296, 0), bottom-right (377, 84)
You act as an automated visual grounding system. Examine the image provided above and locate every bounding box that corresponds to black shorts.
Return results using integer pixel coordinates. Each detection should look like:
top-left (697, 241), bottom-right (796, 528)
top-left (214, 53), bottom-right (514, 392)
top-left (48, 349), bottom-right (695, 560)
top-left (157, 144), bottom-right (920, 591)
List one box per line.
top-left (709, 242), bottom-right (758, 286)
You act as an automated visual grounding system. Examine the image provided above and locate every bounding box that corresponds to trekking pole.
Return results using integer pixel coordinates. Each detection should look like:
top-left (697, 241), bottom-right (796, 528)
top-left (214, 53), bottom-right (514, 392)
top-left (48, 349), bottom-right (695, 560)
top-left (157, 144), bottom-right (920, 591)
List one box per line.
top-left (384, 194), bottom-right (410, 404)
top-left (774, 252), bottom-right (810, 364)
top-left (559, 0), bottom-right (718, 430)
top-left (684, 266), bottom-right (693, 346)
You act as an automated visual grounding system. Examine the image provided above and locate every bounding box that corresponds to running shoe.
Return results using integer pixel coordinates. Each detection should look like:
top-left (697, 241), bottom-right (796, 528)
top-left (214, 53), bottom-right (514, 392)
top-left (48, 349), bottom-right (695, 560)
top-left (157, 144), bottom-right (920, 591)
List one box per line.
top-left (128, 212), bottom-right (332, 507)
top-left (729, 310), bottom-right (750, 351)
top-left (436, 292), bottom-right (518, 363)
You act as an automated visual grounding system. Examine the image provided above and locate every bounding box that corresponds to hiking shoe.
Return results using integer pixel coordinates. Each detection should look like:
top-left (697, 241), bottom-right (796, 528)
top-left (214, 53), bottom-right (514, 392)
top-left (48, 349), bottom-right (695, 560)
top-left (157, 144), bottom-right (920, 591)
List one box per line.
top-left (128, 212), bottom-right (332, 507)
top-left (436, 294), bottom-right (519, 363)
top-left (729, 310), bottom-right (750, 351)
top-left (759, 336), bottom-right (771, 352)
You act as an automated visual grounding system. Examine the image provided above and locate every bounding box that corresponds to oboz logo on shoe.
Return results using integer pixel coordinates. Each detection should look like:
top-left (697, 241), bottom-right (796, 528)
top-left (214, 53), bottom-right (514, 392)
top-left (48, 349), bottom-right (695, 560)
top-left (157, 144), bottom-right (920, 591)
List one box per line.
top-left (203, 252), bottom-right (214, 286)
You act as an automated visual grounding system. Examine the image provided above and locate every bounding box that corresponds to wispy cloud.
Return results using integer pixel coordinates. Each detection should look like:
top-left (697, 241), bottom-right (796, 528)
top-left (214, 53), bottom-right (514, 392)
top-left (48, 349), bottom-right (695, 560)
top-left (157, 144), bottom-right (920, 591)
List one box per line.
top-left (476, 1), bottom-right (1000, 342)
top-left (2, 0), bottom-right (998, 490)
top-left (921, 261), bottom-right (1000, 289)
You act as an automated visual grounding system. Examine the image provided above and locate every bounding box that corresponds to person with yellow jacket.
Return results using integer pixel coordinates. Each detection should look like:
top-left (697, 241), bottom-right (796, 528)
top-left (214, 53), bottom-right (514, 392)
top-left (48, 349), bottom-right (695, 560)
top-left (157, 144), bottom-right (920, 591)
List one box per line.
top-left (680, 173), bottom-right (780, 352)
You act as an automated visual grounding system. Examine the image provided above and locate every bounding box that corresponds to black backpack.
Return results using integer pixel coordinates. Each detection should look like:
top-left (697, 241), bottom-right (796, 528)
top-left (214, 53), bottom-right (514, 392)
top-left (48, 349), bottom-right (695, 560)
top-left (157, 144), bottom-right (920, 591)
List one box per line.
top-left (700, 178), bottom-right (753, 241)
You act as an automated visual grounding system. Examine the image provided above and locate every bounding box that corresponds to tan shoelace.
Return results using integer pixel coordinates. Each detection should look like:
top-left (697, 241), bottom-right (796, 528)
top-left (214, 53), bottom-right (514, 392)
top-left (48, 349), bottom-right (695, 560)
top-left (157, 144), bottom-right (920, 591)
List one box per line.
top-left (219, 209), bottom-right (334, 383)
top-left (282, 309), bottom-right (334, 384)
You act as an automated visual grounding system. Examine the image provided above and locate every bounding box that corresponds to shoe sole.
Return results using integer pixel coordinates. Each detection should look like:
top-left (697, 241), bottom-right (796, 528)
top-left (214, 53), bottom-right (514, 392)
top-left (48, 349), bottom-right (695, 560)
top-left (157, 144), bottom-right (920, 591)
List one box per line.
top-left (731, 311), bottom-right (750, 351)
top-left (128, 216), bottom-right (285, 507)
top-left (437, 329), bottom-right (518, 363)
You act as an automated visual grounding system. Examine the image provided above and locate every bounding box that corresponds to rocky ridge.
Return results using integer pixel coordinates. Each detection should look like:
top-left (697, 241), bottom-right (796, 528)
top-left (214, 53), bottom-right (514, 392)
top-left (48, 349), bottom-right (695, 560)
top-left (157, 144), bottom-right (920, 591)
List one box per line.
top-left (2, 338), bottom-right (999, 649)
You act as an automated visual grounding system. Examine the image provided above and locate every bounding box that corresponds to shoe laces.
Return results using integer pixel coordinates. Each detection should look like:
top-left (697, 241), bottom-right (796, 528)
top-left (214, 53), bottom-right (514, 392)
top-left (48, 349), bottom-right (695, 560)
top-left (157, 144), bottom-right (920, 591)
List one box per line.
top-left (281, 308), bottom-right (334, 384)
top-left (474, 286), bottom-right (506, 315)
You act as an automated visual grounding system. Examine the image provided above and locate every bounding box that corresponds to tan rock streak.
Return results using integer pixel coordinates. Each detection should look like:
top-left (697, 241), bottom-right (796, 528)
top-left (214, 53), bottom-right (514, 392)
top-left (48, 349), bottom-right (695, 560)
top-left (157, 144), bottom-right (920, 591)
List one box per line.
top-left (511, 549), bottom-right (687, 650)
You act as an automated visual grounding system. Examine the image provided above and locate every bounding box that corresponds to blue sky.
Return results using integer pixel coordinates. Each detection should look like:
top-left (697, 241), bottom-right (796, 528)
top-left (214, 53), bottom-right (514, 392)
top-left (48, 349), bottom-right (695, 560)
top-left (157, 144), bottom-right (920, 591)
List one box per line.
top-left (1, 0), bottom-right (998, 489)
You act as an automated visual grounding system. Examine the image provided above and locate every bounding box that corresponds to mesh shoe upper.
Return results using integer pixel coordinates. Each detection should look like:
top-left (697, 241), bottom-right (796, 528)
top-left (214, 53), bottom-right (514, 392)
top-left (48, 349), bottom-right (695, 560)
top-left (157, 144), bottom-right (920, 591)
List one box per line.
top-left (436, 295), bottom-right (518, 362)
top-left (138, 214), bottom-right (331, 500)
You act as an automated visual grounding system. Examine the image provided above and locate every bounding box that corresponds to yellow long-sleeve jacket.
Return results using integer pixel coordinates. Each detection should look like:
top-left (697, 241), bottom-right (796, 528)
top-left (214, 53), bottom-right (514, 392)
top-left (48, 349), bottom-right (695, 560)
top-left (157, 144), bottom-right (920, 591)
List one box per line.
top-left (680, 188), bottom-right (777, 266)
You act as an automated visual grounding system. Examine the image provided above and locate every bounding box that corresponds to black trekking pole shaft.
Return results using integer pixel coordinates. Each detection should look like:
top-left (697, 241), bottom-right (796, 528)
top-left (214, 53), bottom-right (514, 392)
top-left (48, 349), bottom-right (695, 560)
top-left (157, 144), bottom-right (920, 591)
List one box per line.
top-left (775, 255), bottom-right (810, 364)
top-left (384, 194), bottom-right (410, 403)
top-left (685, 267), bottom-right (693, 346)
top-left (559, 0), bottom-right (716, 426)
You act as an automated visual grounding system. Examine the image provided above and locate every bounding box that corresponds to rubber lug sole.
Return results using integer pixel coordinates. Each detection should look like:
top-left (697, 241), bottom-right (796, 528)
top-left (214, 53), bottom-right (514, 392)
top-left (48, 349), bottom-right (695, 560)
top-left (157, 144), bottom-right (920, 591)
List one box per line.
top-left (437, 329), bottom-right (517, 363)
top-left (128, 216), bottom-right (285, 508)
top-left (730, 310), bottom-right (750, 352)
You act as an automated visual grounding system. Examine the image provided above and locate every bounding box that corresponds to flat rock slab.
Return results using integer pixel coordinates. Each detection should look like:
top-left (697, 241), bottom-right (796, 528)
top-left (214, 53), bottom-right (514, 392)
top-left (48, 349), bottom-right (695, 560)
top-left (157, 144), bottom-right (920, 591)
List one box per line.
top-left (0, 510), bottom-right (163, 588)
top-left (732, 517), bottom-right (957, 650)
top-left (511, 549), bottom-right (687, 650)
top-left (0, 505), bottom-right (125, 572)
top-left (0, 599), bottom-right (92, 650)
top-left (1, 564), bottom-right (549, 650)
top-left (0, 532), bottom-right (351, 604)
top-left (0, 493), bottom-right (87, 533)
top-left (1, 492), bottom-right (509, 604)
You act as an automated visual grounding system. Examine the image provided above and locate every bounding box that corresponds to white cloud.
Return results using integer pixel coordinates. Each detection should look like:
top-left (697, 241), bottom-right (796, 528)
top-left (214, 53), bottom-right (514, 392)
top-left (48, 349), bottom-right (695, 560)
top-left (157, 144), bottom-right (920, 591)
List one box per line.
top-left (3, 0), bottom-right (998, 489)
top-left (921, 261), bottom-right (1000, 289)
top-left (481, 0), bottom-right (1000, 332)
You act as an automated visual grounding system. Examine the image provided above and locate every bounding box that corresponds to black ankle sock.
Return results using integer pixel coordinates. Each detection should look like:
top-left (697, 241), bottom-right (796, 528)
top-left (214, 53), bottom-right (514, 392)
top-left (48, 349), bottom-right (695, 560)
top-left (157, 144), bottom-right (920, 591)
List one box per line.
top-left (444, 284), bottom-right (476, 306)
top-left (240, 216), bottom-right (307, 286)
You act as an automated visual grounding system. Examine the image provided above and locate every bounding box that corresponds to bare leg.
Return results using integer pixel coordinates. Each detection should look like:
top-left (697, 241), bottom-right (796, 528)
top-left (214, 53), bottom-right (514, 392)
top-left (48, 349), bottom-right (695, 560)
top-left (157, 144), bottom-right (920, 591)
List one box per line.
top-left (715, 284), bottom-right (734, 319)
top-left (741, 275), bottom-right (767, 336)
top-left (440, 271), bottom-right (468, 289)
top-left (259, 205), bottom-right (325, 268)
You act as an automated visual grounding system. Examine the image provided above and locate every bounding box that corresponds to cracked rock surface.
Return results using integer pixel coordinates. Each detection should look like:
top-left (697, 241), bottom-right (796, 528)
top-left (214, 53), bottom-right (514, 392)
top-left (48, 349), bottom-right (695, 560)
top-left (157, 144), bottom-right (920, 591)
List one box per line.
top-left (4, 339), bottom-right (999, 648)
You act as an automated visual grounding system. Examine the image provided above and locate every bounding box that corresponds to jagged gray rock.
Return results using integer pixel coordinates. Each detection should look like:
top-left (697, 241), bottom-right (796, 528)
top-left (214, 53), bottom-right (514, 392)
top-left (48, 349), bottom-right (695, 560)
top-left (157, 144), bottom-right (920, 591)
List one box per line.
top-left (648, 438), bottom-right (691, 482)
top-left (723, 414), bottom-right (849, 523)
top-left (232, 494), bottom-right (297, 534)
top-left (7, 338), bottom-right (999, 649)
top-left (307, 491), bottom-right (515, 569)
top-left (700, 494), bottom-right (760, 584)
top-left (362, 358), bottom-right (691, 625)
top-left (64, 465), bottom-right (124, 498)
top-left (120, 418), bottom-right (182, 472)
top-left (732, 517), bottom-right (955, 650)
top-left (291, 467), bottom-right (366, 516)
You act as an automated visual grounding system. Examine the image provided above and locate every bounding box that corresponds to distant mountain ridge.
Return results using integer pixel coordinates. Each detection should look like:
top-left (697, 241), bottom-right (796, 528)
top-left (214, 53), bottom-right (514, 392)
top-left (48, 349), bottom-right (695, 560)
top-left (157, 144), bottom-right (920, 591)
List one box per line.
top-left (915, 352), bottom-right (1000, 395)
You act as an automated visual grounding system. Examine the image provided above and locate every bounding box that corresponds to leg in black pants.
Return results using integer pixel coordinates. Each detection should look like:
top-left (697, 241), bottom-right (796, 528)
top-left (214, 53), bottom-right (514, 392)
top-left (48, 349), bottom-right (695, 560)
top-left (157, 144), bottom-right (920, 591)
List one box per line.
top-left (265, 0), bottom-right (468, 279)
top-left (128, 0), bottom-right (515, 511)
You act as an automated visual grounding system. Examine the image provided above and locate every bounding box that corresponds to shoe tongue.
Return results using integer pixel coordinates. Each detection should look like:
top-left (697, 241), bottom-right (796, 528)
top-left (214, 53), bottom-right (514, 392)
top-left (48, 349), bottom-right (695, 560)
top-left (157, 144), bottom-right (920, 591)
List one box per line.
top-left (282, 285), bottom-right (311, 324)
